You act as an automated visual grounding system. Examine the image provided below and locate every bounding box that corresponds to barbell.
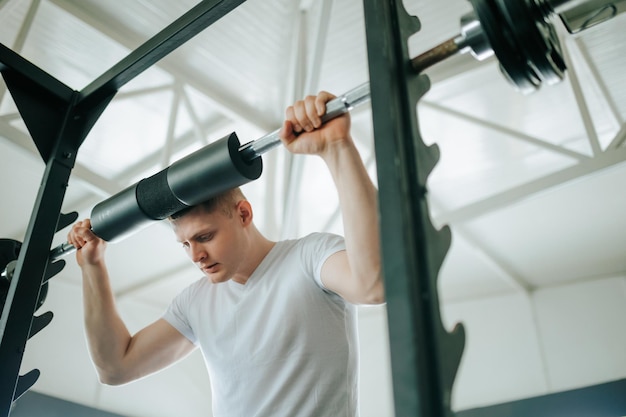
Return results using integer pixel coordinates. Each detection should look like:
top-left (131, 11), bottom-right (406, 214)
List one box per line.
top-left (42, 82), bottom-right (372, 262)
top-left (4, 0), bottom-right (623, 278)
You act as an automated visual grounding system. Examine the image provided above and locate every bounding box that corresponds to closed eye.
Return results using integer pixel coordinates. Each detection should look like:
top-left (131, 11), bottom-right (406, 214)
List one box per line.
top-left (178, 230), bottom-right (216, 250)
top-left (197, 232), bottom-right (214, 242)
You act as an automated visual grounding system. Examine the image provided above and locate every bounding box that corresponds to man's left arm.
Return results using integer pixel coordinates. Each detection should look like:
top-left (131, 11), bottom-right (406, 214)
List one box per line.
top-left (280, 92), bottom-right (384, 305)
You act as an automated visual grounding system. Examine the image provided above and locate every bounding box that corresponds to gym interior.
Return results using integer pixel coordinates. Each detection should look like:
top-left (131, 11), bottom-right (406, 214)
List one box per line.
top-left (1, 0), bottom-right (625, 416)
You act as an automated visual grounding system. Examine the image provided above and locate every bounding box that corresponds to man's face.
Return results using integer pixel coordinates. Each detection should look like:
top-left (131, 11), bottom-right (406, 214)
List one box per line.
top-left (172, 205), bottom-right (247, 284)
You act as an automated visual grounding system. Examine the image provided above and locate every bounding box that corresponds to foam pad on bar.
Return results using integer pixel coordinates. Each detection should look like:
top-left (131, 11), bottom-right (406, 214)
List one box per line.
top-left (90, 132), bottom-right (263, 242)
top-left (136, 169), bottom-right (188, 220)
top-left (168, 132), bottom-right (262, 205)
top-left (90, 184), bottom-right (152, 242)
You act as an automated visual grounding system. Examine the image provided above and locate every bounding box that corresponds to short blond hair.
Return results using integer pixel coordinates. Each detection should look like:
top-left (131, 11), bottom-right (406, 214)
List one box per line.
top-left (168, 188), bottom-right (246, 221)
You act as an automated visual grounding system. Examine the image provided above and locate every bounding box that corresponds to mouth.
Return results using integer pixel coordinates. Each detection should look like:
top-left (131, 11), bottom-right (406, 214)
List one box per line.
top-left (201, 263), bottom-right (219, 273)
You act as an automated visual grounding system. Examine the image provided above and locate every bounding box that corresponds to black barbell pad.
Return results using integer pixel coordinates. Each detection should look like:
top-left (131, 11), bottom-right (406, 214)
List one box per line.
top-left (136, 169), bottom-right (189, 220)
top-left (90, 132), bottom-right (263, 242)
top-left (91, 184), bottom-right (154, 242)
top-left (167, 132), bottom-right (262, 206)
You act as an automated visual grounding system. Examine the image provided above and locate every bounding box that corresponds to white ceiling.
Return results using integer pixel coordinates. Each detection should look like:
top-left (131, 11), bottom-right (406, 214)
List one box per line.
top-left (1, 0), bottom-right (625, 416)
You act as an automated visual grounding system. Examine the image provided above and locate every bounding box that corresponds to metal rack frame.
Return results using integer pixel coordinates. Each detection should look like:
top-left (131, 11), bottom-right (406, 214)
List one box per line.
top-left (0, 1), bottom-right (463, 416)
top-left (0, 1), bottom-right (246, 414)
top-left (362, 2), bottom-right (464, 416)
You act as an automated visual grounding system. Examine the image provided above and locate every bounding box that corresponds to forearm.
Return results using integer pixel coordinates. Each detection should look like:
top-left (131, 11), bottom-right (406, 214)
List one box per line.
top-left (81, 262), bottom-right (133, 383)
top-left (322, 140), bottom-right (384, 303)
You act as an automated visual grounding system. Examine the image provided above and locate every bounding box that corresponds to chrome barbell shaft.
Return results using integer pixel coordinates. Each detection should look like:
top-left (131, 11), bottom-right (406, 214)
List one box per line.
top-left (238, 82), bottom-right (371, 162)
top-left (49, 242), bottom-right (77, 262)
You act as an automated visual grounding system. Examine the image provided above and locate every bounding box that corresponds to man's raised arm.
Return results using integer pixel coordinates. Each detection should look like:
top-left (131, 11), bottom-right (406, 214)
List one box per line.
top-left (279, 92), bottom-right (384, 305)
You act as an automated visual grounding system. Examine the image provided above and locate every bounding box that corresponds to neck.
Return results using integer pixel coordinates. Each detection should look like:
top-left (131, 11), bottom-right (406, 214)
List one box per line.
top-left (231, 229), bottom-right (275, 285)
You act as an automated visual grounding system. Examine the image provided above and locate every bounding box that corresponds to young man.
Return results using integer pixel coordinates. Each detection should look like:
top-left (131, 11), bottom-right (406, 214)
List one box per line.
top-left (67, 91), bottom-right (384, 416)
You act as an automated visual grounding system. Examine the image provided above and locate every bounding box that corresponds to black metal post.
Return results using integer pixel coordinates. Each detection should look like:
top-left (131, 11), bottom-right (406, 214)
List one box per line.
top-left (0, 1), bottom-right (246, 415)
top-left (361, 1), bottom-right (465, 416)
top-left (0, 47), bottom-right (80, 416)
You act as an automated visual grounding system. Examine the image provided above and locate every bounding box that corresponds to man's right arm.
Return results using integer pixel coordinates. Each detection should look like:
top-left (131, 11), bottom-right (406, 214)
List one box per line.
top-left (69, 220), bottom-right (196, 385)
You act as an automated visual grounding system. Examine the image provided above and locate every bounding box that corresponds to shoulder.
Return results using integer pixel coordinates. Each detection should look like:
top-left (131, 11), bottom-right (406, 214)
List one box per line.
top-left (270, 233), bottom-right (344, 263)
top-left (287, 233), bottom-right (345, 288)
top-left (276, 233), bottom-right (345, 267)
top-left (296, 232), bottom-right (345, 252)
top-left (171, 276), bottom-right (210, 305)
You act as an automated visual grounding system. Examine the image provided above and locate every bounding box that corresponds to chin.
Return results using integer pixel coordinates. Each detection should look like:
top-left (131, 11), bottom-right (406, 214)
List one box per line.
top-left (206, 273), bottom-right (229, 284)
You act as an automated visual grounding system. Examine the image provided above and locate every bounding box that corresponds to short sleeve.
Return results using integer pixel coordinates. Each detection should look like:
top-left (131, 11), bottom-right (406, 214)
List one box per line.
top-left (162, 284), bottom-right (198, 345)
top-left (299, 232), bottom-right (346, 290)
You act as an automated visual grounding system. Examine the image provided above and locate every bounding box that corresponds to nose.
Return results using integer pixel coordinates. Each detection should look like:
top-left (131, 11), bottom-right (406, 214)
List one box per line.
top-left (189, 242), bottom-right (207, 263)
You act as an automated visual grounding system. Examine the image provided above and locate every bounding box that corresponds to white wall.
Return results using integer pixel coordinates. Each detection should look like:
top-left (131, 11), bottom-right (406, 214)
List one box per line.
top-left (443, 275), bottom-right (626, 411)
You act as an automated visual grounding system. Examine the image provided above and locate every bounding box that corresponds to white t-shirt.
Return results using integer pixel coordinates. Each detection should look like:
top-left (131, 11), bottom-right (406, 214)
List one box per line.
top-left (163, 232), bottom-right (359, 417)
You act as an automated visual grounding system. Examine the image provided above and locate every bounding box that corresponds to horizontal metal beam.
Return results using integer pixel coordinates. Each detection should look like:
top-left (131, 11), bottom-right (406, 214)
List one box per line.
top-left (51, 0), bottom-right (274, 133)
top-left (78, 0), bottom-right (246, 108)
top-left (438, 145), bottom-right (626, 224)
top-left (421, 100), bottom-right (590, 161)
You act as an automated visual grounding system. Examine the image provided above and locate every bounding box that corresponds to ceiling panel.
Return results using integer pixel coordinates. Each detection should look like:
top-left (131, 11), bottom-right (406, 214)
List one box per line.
top-left (574, 12), bottom-right (626, 118)
top-left (21, 1), bottom-right (131, 89)
top-left (0, 0), bottom-right (30, 49)
top-left (463, 162), bottom-right (626, 286)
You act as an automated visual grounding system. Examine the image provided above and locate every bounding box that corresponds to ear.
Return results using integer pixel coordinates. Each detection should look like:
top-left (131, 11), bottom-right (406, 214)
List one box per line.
top-left (236, 200), bottom-right (253, 226)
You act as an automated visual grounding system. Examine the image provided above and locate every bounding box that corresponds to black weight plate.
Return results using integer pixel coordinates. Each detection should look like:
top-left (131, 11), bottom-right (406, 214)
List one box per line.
top-left (0, 239), bottom-right (21, 271)
top-left (0, 238), bottom-right (22, 309)
top-left (470, 0), bottom-right (540, 93)
top-left (499, 0), bottom-right (566, 86)
top-left (0, 239), bottom-right (49, 311)
top-left (493, 0), bottom-right (543, 92)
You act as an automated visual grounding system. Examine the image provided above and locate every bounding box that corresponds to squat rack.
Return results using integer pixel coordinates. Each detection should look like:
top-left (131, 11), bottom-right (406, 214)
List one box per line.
top-left (0, 1), bottom-right (463, 416)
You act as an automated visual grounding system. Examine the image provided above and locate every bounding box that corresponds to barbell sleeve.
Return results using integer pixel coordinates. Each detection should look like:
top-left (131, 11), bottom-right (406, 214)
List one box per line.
top-left (49, 242), bottom-right (76, 261)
